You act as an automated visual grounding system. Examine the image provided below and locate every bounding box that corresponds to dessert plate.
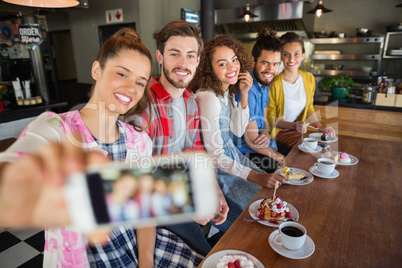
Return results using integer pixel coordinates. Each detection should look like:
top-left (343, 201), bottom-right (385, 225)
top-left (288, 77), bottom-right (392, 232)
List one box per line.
top-left (309, 132), bottom-right (338, 143)
top-left (269, 230), bottom-right (315, 259)
top-left (309, 166), bottom-right (339, 179)
top-left (248, 199), bottom-right (299, 227)
top-left (320, 151), bottom-right (359, 166)
top-left (201, 249), bottom-right (264, 268)
top-left (298, 143), bottom-right (323, 154)
top-left (275, 167), bottom-right (314, 185)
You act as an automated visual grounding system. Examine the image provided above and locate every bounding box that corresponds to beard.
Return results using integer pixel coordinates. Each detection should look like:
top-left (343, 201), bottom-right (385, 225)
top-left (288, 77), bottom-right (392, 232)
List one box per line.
top-left (253, 67), bottom-right (276, 87)
top-left (163, 65), bottom-right (192, 89)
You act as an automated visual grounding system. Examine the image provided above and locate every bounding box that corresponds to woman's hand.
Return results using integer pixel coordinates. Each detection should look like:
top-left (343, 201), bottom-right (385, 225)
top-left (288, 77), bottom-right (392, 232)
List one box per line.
top-left (294, 121), bottom-right (308, 134)
top-left (319, 125), bottom-right (336, 136)
top-left (0, 134), bottom-right (109, 229)
top-left (238, 72), bottom-right (253, 95)
top-left (247, 170), bottom-right (286, 188)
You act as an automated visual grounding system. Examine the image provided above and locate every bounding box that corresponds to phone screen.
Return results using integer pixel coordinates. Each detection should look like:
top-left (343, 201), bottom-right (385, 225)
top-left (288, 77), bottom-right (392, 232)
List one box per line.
top-left (85, 163), bottom-right (194, 224)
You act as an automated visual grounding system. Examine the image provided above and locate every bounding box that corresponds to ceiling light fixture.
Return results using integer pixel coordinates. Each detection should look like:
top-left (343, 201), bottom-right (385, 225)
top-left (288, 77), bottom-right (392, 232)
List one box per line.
top-left (307, 0), bottom-right (333, 18)
top-left (3, 0), bottom-right (79, 8)
top-left (237, 0), bottom-right (258, 22)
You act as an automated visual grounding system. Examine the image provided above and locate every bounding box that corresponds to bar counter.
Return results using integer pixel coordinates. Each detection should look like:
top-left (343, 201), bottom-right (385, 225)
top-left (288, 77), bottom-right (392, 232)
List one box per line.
top-left (0, 101), bottom-right (68, 123)
top-left (314, 100), bottom-right (402, 112)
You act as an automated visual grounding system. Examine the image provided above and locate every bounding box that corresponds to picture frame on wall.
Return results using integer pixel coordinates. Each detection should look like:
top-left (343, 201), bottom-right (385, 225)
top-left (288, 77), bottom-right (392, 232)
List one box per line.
top-left (98, 22), bottom-right (136, 45)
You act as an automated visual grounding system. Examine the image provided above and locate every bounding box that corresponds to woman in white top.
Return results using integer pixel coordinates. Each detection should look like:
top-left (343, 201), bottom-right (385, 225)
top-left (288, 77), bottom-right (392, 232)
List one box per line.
top-left (190, 36), bottom-right (285, 210)
top-left (268, 32), bottom-right (335, 149)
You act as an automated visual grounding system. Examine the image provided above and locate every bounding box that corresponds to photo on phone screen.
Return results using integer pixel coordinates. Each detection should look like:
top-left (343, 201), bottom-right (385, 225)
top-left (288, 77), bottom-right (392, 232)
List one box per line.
top-left (86, 162), bottom-right (194, 225)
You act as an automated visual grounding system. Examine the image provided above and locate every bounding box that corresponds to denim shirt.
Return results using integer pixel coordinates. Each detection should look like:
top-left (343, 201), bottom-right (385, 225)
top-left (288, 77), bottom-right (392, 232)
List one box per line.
top-left (233, 71), bottom-right (278, 153)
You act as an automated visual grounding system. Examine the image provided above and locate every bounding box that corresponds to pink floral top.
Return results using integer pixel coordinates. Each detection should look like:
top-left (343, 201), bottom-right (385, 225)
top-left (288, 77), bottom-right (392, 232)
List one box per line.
top-left (0, 110), bottom-right (152, 267)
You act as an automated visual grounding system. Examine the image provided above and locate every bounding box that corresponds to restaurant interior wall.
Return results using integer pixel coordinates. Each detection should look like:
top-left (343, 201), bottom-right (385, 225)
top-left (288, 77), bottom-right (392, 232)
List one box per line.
top-left (45, 0), bottom-right (200, 84)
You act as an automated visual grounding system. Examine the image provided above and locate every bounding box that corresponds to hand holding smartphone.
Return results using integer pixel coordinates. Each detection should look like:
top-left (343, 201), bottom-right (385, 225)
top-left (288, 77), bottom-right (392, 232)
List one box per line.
top-left (64, 153), bottom-right (218, 233)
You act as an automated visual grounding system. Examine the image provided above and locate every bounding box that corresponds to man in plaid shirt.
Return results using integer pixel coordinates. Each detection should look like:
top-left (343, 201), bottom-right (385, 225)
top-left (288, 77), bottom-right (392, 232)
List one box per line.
top-left (133, 20), bottom-right (230, 257)
top-left (139, 76), bottom-right (202, 155)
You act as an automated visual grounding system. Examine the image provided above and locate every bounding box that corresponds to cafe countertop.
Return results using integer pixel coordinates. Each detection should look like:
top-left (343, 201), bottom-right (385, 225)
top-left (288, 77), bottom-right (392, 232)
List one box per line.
top-left (0, 102), bottom-right (68, 123)
top-left (314, 99), bottom-right (402, 112)
top-left (199, 135), bottom-right (402, 268)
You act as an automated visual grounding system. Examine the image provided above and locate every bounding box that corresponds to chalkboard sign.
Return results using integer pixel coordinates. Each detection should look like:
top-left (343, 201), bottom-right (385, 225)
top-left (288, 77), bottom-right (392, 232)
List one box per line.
top-left (18, 24), bottom-right (42, 49)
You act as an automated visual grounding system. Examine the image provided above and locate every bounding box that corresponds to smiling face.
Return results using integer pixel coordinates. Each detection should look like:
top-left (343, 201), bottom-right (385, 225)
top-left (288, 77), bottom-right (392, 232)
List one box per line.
top-left (282, 42), bottom-right (304, 72)
top-left (211, 46), bottom-right (241, 90)
top-left (157, 36), bottom-right (200, 90)
top-left (91, 49), bottom-right (151, 116)
top-left (253, 50), bottom-right (281, 87)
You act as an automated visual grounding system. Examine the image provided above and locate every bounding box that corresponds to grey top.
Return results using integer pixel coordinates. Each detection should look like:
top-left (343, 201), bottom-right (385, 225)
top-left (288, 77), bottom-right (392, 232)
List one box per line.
top-left (171, 96), bottom-right (186, 153)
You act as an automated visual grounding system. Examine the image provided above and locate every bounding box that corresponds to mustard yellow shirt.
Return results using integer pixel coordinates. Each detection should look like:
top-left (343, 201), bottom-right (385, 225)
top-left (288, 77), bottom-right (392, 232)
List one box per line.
top-left (267, 70), bottom-right (316, 138)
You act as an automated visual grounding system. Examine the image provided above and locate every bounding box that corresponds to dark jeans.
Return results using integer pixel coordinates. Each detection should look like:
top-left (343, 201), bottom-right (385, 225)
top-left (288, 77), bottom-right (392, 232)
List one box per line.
top-left (276, 140), bottom-right (293, 156)
top-left (162, 196), bottom-right (243, 256)
top-left (163, 222), bottom-right (211, 256)
top-left (244, 152), bottom-right (280, 174)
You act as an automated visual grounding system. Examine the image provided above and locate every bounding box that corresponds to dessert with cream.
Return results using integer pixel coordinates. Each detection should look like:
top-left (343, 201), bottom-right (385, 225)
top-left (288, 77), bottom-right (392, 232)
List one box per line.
top-left (216, 254), bottom-right (254, 268)
top-left (321, 131), bottom-right (335, 141)
top-left (281, 166), bottom-right (305, 180)
top-left (258, 196), bottom-right (291, 221)
top-left (331, 152), bottom-right (351, 163)
top-left (339, 152), bottom-right (351, 163)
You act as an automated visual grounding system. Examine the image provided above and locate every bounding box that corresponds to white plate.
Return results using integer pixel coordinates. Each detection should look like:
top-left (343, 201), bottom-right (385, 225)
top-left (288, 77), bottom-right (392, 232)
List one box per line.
top-left (275, 167), bottom-right (314, 185)
top-left (320, 151), bottom-right (359, 166)
top-left (268, 230), bottom-right (315, 259)
top-left (201, 249), bottom-right (264, 268)
top-left (309, 132), bottom-right (338, 143)
top-left (248, 199), bottom-right (299, 227)
top-left (298, 143), bottom-right (323, 154)
top-left (309, 166), bottom-right (339, 179)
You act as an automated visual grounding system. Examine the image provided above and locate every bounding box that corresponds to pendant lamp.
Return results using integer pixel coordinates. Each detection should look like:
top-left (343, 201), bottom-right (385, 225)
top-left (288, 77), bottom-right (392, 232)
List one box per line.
top-left (237, 0), bottom-right (258, 22)
top-left (3, 0), bottom-right (79, 8)
top-left (307, 0), bottom-right (332, 18)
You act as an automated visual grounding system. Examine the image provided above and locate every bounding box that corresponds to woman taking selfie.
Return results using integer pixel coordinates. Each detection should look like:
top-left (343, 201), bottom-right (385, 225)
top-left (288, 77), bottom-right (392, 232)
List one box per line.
top-left (0, 28), bottom-right (203, 267)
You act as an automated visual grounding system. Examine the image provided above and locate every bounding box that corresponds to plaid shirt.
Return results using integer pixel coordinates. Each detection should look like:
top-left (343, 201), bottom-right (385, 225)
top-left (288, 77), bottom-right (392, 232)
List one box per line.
top-left (135, 77), bottom-right (202, 155)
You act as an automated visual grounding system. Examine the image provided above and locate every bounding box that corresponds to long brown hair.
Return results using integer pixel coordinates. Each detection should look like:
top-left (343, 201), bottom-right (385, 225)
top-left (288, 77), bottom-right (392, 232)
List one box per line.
top-left (90, 28), bottom-right (153, 131)
top-left (189, 35), bottom-right (251, 98)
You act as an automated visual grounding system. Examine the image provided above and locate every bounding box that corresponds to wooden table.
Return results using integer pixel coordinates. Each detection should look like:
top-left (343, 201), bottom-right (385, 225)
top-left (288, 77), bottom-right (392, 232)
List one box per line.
top-left (199, 135), bottom-right (402, 267)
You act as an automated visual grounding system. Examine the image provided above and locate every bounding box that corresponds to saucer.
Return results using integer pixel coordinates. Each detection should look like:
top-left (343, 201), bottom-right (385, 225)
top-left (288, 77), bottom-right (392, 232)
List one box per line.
top-left (309, 132), bottom-right (338, 143)
top-left (201, 249), bottom-right (264, 268)
top-left (321, 151), bottom-right (359, 166)
top-left (309, 166), bottom-right (339, 179)
top-left (275, 167), bottom-right (314, 186)
top-left (269, 230), bottom-right (315, 259)
top-left (202, 249), bottom-right (264, 268)
top-left (298, 144), bottom-right (322, 154)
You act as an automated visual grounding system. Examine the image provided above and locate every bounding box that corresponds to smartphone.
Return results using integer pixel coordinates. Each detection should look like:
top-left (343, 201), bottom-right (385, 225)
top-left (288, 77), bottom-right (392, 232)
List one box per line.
top-left (64, 152), bottom-right (218, 233)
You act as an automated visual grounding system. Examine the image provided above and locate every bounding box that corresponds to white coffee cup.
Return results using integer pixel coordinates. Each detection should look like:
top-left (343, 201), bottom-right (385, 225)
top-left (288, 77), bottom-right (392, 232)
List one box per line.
top-left (303, 138), bottom-right (318, 152)
top-left (274, 222), bottom-right (306, 250)
top-left (314, 157), bottom-right (335, 174)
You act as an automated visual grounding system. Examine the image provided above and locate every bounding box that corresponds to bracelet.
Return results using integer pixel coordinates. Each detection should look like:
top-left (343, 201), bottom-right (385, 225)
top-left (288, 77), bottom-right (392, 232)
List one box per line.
top-left (261, 132), bottom-right (271, 138)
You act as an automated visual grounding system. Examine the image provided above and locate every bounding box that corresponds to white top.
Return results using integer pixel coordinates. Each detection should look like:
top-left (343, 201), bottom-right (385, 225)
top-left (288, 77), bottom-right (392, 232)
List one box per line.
top-left (282, 73), bottom-right (307, 122)
top-left (196, 90), bottom-right (251, 180)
